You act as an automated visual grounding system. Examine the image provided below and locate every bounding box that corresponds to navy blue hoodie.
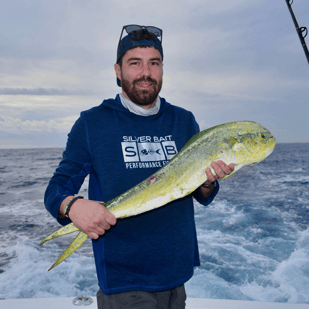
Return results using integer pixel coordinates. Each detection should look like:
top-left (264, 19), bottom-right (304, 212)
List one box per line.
top-left (44, 94), bottom-right (219, 294)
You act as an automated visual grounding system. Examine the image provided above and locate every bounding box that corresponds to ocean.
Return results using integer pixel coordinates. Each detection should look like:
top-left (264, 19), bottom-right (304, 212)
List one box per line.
top-left (0, 144), bottom-right (308, 303)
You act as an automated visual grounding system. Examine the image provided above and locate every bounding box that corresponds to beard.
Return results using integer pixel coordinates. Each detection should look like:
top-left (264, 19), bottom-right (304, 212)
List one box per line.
top-left (121, 75), bottom-right (162, 107)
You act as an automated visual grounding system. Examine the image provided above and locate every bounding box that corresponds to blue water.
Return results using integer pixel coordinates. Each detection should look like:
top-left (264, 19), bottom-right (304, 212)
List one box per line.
top-left (0, 144), bottom-right (308, 303)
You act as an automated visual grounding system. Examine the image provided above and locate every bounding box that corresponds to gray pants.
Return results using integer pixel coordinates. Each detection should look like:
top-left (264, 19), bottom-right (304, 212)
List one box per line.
top-left (96, 285), bottom-right (186, 309)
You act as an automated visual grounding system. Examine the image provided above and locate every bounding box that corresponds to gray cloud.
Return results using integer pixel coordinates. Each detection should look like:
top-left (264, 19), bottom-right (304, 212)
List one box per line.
top-left (0, 0), bottom-right (308, 147)
top-left (0, 88), bottom-right (94, 95)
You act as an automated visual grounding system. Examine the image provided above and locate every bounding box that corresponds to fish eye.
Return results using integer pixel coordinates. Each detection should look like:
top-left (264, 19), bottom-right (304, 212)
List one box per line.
top-left (261, 134), bottom-right (265, 139)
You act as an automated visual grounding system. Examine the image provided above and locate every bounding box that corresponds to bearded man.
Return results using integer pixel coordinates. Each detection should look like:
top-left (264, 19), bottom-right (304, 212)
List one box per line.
top-left (44, 25), bottom-right (234, 309)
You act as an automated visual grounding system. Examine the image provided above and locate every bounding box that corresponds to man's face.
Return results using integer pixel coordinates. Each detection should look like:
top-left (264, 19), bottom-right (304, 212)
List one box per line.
top-left (114, 47), bottom-right (163, 108)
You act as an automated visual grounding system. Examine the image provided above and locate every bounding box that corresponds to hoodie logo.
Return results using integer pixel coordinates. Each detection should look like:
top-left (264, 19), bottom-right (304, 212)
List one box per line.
top-left (140, 148), bottom-right (161, 156)
top-left (121, 135), bottom-right (178, 169)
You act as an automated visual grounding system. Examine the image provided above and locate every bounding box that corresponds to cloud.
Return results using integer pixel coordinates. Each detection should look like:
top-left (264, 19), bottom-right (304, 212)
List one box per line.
top-left (0, 0), bottom-right (308, 146)
top-left (0, 114), bottom-right (77, 133)
top-left (0, 55), bottom-right (118, 96)
top-left (0, 88), bottom-right (93, 95)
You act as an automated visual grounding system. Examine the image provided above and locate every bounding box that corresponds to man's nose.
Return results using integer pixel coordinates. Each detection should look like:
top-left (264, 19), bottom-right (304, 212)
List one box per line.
top-left (141, 63), bottom-right (151, 76)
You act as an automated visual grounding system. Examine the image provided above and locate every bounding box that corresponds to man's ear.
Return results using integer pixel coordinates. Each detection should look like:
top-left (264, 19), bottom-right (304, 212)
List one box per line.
top-left (114, 63), bottom-right (121, 80)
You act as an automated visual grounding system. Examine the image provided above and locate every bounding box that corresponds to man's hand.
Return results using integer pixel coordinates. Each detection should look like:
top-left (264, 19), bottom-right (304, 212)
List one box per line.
top-left (201, 160), bottom-right (235, 197)
top-left (206, 160), bottom-right (235, 183)
top-left (60, 197), bottom-right (117, 239)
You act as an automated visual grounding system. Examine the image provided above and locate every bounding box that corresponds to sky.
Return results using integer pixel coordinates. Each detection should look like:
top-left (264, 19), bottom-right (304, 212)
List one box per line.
top-left (0, 0), bottom-right (308, 149)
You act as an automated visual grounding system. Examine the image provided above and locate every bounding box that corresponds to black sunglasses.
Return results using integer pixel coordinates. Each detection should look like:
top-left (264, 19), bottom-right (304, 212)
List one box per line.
top-left (118, 25), bottom-right (163, 49)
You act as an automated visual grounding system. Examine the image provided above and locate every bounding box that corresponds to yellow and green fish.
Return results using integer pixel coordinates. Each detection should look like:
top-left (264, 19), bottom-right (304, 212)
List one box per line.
top-left (40, 121), bottom-right (276, 271)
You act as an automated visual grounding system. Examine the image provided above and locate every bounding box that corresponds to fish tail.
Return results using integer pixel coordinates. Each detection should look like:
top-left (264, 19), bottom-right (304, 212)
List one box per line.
top-left (48, 231), bottom-right (88, 271)
top-left (39, 223), bottom-right (79, 246)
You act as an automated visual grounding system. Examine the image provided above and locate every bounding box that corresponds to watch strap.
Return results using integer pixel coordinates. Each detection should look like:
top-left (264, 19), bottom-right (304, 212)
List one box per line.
top-left (64, 196), bottom-right (84, 218)
top-left (201, 180), bottom-right (217, 189)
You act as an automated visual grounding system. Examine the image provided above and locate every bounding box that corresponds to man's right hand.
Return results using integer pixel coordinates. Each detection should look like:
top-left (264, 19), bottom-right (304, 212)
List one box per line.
top-left (60, 197), bottom-right (117, 239)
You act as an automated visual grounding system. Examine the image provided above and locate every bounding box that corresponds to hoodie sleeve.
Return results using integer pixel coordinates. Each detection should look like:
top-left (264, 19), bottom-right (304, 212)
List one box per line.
top-left (192, 180), bottom-right (219, 206)
top-left (44, 113), bottom-right (93, 225)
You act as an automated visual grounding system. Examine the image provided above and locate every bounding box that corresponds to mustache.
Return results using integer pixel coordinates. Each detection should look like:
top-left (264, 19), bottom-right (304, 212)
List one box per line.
top-left (133, 77), bottom-right (157, 86)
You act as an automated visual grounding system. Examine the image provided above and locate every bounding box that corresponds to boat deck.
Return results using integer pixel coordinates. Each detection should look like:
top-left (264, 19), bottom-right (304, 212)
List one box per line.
top-left (1, 297), bottom-right (309, 309)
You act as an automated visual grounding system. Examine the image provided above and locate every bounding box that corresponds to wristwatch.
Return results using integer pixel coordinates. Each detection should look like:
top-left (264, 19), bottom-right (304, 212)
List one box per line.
top-left (201, 180), bottom-right (217, 189)
top-left (64, 196), bottom-right (84, 218)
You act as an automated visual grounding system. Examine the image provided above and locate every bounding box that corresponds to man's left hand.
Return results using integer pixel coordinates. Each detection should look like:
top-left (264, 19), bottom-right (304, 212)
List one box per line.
top-left (201, 160), bottom-right (235, 197)
top-left (205, 160), bottom-right (235, 184)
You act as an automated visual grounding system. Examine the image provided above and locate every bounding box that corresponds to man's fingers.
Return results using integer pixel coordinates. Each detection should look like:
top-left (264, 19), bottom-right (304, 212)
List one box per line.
top-left (97, 219), bottom-right (114, 232)
top-left (93, 207), bottom-right (116, 235)
top-left (217, 160), bottom-right (235, 173)
top-left (210, 161), bottom-right (225, 179)
top-left (69, 200), bottom-right (117, 238)
top-left (87, 221), bottom-right (109, 239)
top-left (209, 161), bottom-right (235, 180)
top-left (205, 167), bottom-right (218, 183)
top-left (87, 231), bottom-right (102, 240)
top-left (104, 209), bottom-right (117, 226)
top-left (204, 160), bottom-right (236, 187)
top-left (228, 163), bottom-right (236, 170)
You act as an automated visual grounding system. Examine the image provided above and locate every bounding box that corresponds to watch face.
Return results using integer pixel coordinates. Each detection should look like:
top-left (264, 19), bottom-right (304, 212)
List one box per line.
top-left (202, 181), bottom-right (216, 189)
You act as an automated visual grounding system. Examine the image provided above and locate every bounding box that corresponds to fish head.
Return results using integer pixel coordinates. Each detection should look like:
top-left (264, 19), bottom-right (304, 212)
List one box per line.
top-left (246, 130), bottom-right (276, 160)
top-left (224, 121), bottom-right (276, 166)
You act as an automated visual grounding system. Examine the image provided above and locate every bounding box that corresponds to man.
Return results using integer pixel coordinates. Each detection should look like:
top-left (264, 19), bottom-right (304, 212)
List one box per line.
top-left (44, 25), bottom-right (235, 309)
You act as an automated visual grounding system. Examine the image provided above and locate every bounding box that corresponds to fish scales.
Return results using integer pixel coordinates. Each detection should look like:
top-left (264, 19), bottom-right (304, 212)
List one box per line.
top-left (105, 121), bottom-right (274, 218)
top-left (41, 121), bottom-right (276, 270)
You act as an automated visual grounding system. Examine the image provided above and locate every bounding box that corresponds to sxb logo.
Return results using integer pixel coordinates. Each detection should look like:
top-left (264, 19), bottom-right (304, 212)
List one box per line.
top-left (121, 141), bottom-right (178, 163)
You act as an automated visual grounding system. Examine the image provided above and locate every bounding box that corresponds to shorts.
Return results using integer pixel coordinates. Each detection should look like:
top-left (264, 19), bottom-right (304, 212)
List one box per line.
top-left (96, 284), bottom-right (186, 309)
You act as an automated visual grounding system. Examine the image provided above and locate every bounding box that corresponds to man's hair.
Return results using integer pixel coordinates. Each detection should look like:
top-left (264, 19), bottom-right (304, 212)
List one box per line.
top-left (131, 29), bottom-right (156, 42)
top-left (117, 29), bottom-right (157, 67)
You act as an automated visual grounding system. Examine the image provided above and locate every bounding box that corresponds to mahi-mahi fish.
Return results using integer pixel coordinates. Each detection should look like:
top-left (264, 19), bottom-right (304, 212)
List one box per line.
top-left (40, 121), bottom-right (276, 271)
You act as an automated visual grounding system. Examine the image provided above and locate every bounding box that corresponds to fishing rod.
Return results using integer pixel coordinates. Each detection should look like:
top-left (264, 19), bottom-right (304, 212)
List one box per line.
top-left (285, 0), bottom-right (309, 65)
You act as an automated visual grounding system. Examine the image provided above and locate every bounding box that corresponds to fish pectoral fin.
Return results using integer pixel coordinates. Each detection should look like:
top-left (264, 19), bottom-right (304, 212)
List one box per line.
top-left (232, 143), bottom-right (248, 153)
top-left (224, 136), bottom-right (238, 146)
top-left (40, 223), bottom-right (79, 246)
top-left (48, 231), bottom-right (88, 271)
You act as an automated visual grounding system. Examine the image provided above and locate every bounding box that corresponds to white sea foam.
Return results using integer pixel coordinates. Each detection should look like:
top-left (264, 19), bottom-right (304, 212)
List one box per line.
top-left (0, 239), bottom-right (97, 299)
top-left (194, 199), bottom-right (238, 215)
top-left (239, 231), bottom-right (309, 303)
top-left (186, 268), bottom-right (250, 300)
top-left (0, 145), bottom-right (308, 303)
top-left (187, 230), bottom-right (309, 303)
top-left (270, 175), bottom-right (309, 184)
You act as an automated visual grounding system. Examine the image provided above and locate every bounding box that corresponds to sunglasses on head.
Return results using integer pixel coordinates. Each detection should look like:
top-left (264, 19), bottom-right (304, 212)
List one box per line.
top-left (117, 25), bottom-right (163, 50)
top-left (123, 25), bottom-right (162, 39)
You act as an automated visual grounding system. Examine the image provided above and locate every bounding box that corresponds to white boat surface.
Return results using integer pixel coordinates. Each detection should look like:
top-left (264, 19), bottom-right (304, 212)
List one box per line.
top-left (0, 297), bottom-right (309, 309)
